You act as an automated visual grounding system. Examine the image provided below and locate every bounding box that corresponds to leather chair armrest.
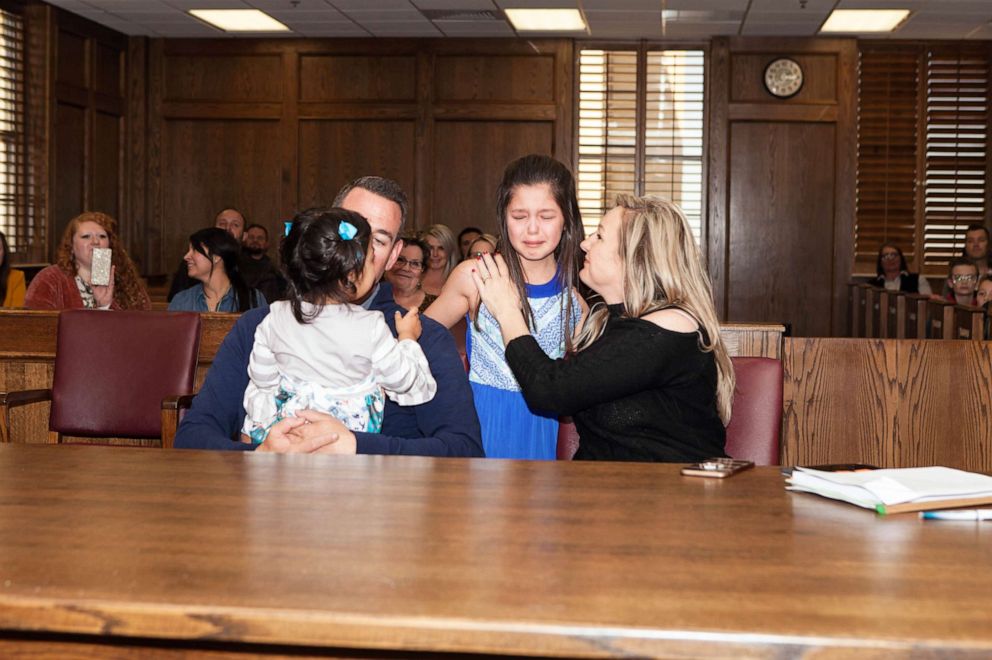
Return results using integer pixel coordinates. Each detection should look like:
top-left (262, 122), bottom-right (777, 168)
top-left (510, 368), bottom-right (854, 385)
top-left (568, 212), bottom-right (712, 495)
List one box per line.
top-left (0, 389), bottom-right (53, 443)
top-left (160, 394), bottom-right (196, 449)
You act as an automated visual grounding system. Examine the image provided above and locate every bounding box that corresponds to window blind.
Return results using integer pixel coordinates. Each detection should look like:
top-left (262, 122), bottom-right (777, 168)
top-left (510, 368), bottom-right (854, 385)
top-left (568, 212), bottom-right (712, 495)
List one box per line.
top-left (576, 47), bottom-right (705, 242)
top-left (921, 47), bottom-right (990, 272)
top-left (0, 7), bottom-right (28, 255)
top-left (855, 43), bottom-right (991, 276)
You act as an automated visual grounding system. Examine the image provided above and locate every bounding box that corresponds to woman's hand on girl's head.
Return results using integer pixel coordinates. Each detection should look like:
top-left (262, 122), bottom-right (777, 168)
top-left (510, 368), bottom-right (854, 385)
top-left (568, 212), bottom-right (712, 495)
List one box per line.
top-left (92, 265), bottom-right (115, 309)
top-left (395, 307), bottom-right (422, 342)
top-left (471, 253), bottom-right (520, 320)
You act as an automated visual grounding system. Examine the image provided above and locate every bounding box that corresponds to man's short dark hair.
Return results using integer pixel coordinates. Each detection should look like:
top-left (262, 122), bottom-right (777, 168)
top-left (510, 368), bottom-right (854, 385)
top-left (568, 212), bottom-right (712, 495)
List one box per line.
top-left (245, 223), bottom-right (268, 238)
top-left (965, 224), bottom-right (990, 241)
top-left (332, 176), bottom-right (408, 230)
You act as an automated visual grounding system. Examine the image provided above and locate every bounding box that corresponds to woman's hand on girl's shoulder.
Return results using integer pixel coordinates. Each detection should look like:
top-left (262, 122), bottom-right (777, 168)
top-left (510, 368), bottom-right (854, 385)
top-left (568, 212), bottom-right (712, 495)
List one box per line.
top-left (641, 308), bottom-right (699, 333)
top-left (423, 259), bottom-right (477, 328)
top-left (471, 253), bottom-right (522, 322)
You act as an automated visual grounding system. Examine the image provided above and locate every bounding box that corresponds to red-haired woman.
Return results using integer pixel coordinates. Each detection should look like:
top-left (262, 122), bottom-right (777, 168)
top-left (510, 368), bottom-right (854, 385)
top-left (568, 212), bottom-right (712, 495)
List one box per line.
top-left (25, 211), bottom-right (151, 310)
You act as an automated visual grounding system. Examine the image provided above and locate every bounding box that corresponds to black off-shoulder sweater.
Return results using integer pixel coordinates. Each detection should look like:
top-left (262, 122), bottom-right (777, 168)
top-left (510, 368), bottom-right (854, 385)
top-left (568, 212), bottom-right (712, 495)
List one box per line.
top-left (504, 304), bottom-right (726, 462)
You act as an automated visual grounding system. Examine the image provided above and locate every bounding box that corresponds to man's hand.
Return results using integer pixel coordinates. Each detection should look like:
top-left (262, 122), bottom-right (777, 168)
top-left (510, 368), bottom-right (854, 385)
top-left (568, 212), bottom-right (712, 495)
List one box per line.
top-left (288, 410), bottom-right (357, 454)
top-left (256, 414), bottom-right (339, 453)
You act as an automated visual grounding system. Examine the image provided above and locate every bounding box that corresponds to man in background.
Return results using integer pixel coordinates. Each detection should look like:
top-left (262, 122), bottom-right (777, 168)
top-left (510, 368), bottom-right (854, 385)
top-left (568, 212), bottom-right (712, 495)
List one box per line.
top-left (240, 223), bottom-right (285, 302)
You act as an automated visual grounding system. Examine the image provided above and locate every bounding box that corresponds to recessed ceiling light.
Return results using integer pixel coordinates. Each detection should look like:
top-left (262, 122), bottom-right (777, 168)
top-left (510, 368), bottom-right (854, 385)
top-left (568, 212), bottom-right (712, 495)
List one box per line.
top-left (504, 8), bottom-right (587, 32)
top-left (820, 9), bottom-right (910, 33)
top-left (189, 9), bottom-right (290, 33)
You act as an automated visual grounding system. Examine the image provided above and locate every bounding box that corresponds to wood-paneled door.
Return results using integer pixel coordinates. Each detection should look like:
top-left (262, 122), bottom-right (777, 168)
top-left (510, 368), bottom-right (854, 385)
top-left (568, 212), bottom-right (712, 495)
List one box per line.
top-left (708, 38), bottom-right (857, 336)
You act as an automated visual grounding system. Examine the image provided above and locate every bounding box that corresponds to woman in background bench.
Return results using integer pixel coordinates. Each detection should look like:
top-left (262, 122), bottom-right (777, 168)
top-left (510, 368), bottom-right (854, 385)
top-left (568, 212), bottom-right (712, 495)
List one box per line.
top-left (873, 243), bottom-right (932, 296)
top-left (25, 212), bottom-right (150, 311)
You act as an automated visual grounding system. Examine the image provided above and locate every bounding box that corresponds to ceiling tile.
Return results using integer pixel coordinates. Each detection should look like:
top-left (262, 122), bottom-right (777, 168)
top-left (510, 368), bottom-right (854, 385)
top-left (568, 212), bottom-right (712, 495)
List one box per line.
top-left (246, 0), bottom-right (336, 8)
top-left (660, 21), bottom-right (740, 37)
top-left (263, 8), bottom-right (348, 20)
top-left (750, 0), bottom-right (835, 10)
top-left (743, 22), bottom-right (819, 35)
top-left (107, 11), bottom-right (201, 23)
top-left (339, 8), bottom-right (425, 19)
top-left (664, 0), bottom-right (749, 9)
top-left (292, 21), bottom-right (370, 35)
top-left (746, 11), bottom-right (828, 24)
top-left (162, 0), bottom-right (253, 8)
top-left (582, 0), bottom-right (665, 8)
top-left (585, 10), bottom-right (662, 24)
top-left (82, 0), bottom-right (175, 10)
top-left (492, 0), bottom-right (577, 8)
top-left (328, 0), bottom-right (414, 9)
top-left (411, 0), bottom-right (497, 9)
top-left (433, 20), bottom-right (514, 35)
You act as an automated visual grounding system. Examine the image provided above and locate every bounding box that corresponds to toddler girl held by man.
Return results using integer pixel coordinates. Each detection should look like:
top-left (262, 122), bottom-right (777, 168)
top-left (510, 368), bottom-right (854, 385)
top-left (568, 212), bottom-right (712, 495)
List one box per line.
top-left (241, 207), bottom-right (436, 444)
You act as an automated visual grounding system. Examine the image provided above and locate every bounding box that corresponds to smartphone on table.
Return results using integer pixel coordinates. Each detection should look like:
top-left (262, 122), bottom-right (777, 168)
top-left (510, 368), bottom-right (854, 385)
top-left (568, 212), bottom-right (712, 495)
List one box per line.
top-left (681, 458), bottom-right (754, 478)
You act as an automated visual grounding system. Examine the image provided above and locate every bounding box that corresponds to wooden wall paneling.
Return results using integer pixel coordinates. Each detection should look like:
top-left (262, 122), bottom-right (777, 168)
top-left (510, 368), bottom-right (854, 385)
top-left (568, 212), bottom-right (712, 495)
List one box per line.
top-left (414, 50), bottom-right (432, 231)
top-left (51, 101), bottom-right (86, 245)
top-left (146, 38), bottom-right (164, 274)
top-left (727, 121), bottom-right (836, 335)
top-left (431, 121), bottom-right (554, 233)
top-left (163, 54), bottom-right (283, 102)
top-left (47, 10), bottom-right (129, 262)
top-left (830, 41), bottom-right (858, 338)
top-left (891, 341), bottom-right (992, 470)
top-left (127, 37), bottom-right (148, 270)
top-left (90, 110), bottom-right (121, 219)
top-left (55, 28), bottom-right (86, 89)
top-left (434, 54), bottom-right (555, 103)
top-left (299, 54), bottom-right (417, 102)
top-left (709, 38), bottom-right (857, 336)
top-left (146, 38), bottom-right (575, 270)
top-left (730, 53), bottom-right (838, 104)
top-left (552, 40), bottom-right (574, 169)
top-left (160, 119), bottom-right (283, 261)
top-left (781, 338), bottom-right (892, 467)
top-left (297, 120), bottom-right (417, 215)
top-left (280, 47), bottom-right (298, 227)
top-left (707, 40), bottom-right (730, 319)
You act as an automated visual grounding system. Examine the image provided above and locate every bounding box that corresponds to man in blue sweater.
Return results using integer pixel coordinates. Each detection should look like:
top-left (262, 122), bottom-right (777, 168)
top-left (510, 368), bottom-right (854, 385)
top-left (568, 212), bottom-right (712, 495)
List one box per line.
top-left (175, 177), bottom-right (483, 456)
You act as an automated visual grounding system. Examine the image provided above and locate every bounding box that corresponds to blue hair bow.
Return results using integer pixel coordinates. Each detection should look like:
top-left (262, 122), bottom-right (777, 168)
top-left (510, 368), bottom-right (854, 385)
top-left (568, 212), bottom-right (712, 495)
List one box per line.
top-left (338, 221), bottom-right (358, 241)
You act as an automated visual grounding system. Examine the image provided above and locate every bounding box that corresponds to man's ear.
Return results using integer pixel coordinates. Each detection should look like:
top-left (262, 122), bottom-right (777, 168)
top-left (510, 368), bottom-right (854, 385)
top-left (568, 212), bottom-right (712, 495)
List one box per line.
top-left (384, 238), bottom-right (403, 272)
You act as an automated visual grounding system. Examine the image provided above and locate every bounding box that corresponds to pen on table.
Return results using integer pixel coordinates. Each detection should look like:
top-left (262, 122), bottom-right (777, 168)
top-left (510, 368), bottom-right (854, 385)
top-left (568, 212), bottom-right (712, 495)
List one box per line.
top-left (920, 509), bottom-right (992, 521)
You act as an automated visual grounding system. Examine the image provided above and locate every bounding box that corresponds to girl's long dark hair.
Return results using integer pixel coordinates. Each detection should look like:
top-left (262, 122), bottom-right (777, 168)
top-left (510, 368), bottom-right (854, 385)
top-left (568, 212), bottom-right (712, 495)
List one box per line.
top-left (0, 231), bottom-right (10, 303)
top-left (281, 207), bottom-right (371, 324)
top-left (489, 154), bottom-right (584, 352)
top-left (189, 227), bottom-right (253, 312)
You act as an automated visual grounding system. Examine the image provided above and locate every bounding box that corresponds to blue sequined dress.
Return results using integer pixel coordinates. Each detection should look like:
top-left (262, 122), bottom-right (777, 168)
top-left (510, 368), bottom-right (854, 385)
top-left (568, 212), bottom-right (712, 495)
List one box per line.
top-left (467, 275), bottom-right (580, 459)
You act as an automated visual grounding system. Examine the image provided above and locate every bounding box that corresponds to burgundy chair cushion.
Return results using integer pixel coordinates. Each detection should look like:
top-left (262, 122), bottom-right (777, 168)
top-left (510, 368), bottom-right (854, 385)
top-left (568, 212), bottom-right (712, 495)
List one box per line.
top-left (557, 357), bottom-right (783, 464)
top-left (725, 356), bottom-right (783, 465)
top-left (557, 416), bottom-right (580, 460)
top-left (50, 310), bottom-right (201, 438)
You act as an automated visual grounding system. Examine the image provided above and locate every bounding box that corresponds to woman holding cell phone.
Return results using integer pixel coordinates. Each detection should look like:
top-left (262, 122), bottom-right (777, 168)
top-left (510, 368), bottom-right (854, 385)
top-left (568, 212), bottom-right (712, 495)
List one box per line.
top-left (25, 211), bottom-right (151, 311)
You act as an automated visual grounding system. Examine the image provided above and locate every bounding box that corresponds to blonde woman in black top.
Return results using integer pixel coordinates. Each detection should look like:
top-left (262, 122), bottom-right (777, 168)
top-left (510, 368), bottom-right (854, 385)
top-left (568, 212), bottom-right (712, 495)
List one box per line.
top-left (471, 194), bottom-right (734, 462)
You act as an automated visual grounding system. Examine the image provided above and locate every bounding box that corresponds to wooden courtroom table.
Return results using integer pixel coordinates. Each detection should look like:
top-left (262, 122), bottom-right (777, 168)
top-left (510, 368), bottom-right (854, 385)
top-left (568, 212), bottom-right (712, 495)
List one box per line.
top-left (1, 445), bottom-right (990, 659)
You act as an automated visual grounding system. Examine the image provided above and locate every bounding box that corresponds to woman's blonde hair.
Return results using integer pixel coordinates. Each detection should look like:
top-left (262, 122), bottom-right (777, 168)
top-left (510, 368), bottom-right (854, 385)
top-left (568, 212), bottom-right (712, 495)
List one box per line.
top-left (420, 223), bottom-right (459, 276)
top-left (467, 233), bottom-right (498, 255)
top-left (573, 194), bottom-right (735, 424)
top-left (56, 211), bottom-right (149, 310)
